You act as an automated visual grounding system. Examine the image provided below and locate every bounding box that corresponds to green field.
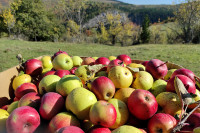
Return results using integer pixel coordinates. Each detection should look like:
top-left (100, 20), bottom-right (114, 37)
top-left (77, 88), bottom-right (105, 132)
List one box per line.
top-left (0, 38), bottom-right (200, 76)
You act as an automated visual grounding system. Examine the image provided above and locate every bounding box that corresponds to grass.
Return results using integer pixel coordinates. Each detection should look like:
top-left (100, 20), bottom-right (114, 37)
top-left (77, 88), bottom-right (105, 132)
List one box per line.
top-left (0, 38), bottom-right (200, 76)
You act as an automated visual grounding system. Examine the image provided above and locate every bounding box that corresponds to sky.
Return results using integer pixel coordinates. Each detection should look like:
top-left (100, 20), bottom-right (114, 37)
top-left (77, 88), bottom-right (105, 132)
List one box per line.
top-left (117, 0), bottom-right (180, 5)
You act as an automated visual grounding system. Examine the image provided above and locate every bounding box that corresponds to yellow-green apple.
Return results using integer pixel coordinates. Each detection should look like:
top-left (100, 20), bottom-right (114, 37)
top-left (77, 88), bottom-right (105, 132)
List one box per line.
top-left (112, 125), bottom-right (143, 133)
top-left (6, 106), bottom-right (40, 133)
top-left (56, 75), bottom-right (83, 96)
top-left (56, 126), bottom-right (84, 133)
top-left (43, 70), bottom-right (56, 77)
top-left (91, 76), bottom-right (115, 100)
top-left (92, 57), bottom-right (99, 60)
top-left (66, 87), bottom-right (97, 120)
top-left (147, 113), bottom-right (177, 133)
top-left (70, 67), bottom-right (77, 75)
top-left (114, 87), bottom-right (135, 104)
top-left (108, 56), bottom-right (117, 61)
top-left (88, 125), bottom-right (111, 133)
top-left (95, 57), bottom-right (110, 65)
top-left (189, 89), bottom-right (200, 109)
top-left (39, 75), bottom-right (61, 95)
top-left (171, 68), bottom-right (195, 82)
top-left (53, 53), bottom-right (73, 70)
top-left (89, 100), bottom-right (117, 128)
top-left (75, 65), bottom-right (94, 84)
top-left (193, 127), bottom-right (200, 133)
top-left (132, 71), bottom-right (154, 90)
top-left (41, 55), bottom-right (53, 75)
top-left (108, 66), bottom-right (133, 88)
top-left (55, 69), bottom-right (70, 78)
top-left (146, 59), bottom-right (168, 79)
top-left (24, 59), bottom-right (43, 76)
top-left (0, 109), bottom-right (9, 133)
top-left (52, 50), bottom-right (68, 60)
top-left (128, 63), bottom-right (145, 71)
top-left (166, 75), bottom-right (196, 94)
top-left (117, 54), bottom-right (132, 65)
top-left (49, 112), bottom-right (80, 132)
top-left (12, 74), bottom-right (32, 91)
top-left (150, 79), bottom-right (167, 97)
top-left (7, 101), bottom-right (19, 114)
top-left (72, 56), bottom-right (83, 67)
top-left (127, 89), bottom-right (158, 120)
top-left (39, 92), bottom-right (65, 120)
top-left (164, 69), bottom-right (177, 80)
top-left (108, 98), bottom-right (129, 129)
top-left (82, 57), bottom-right (95, 65)
top-left (14, 83), bottom-right (38, 99)
top-left (107, 59), bottom-right (124, 72)
top-left (18, 92), bottom-right (41, 109)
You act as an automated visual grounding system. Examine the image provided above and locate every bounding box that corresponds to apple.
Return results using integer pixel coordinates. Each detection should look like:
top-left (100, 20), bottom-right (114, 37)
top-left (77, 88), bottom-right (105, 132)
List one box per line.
top-left (72, 56), bottom-right (83, 67)
top-left (171, 68), bottom-right (195, 82)
top-left (117, 54), bottom-right (132, 65)
top-left (95, 57), bottom-right (110, 65)
top-left (166, 75), bottom-right (196, 94)
top-left (24, 59), bottom-right (43, 76)
top-left (127, 89), bottom-right (158, 120)
top-left (75, 65), bottom-right (94, 84)
top-left (43, 70), bottom-right (56, 77)
top-left (0, 109), bottom-right (9, 133)
top-left (147, 113), bottom-right (177, 133)
top-left (53, 53), bottom-right (73, 70)
top-left (49, 112), bottom-right (80, 132)
top-left (92, 57), bottom-right (99, 60)
top-left (126, 114), bottom-right (148, 129)
top-left (56, 75), bottom-right (83, 96)
top-left (108, 56), bottom-right (117, 61)
top-left (87, 125), bottom-right (111, 133)
top-left (1, 105), bottom-right (9, 110)
top-left (194, 127), bottom-right (200, 133)
top-left (18, 92), bottom-right (41, 109)
top-left (81, 57), bottom-right (95, 65)
top-left (108, 98), bottom-right (129, 129)
top-left (108, 66), bottom-right (133, 88)
top-left (55, 69), bottom-right (70, 78)
top-left (128, 63), bottom-right (145, 71)
top-left (70, 67), bottom-right (77, 75)
top-left (41, 55), bottom-right (53, 75)
top-left (95, 70), bottom-right (108, 77)
top-left (89, 100), bottom-right (117, 128)
top-left (7, 101), bottom-right (19, 114)
top-left (188, 89), bottom-right (200, 109)
top-left (39, 92), bottom-right (65, 120)
top-left (39, 75), bottom-right (61, 95)
top-left (114, 87), bottom-right (135, 104)
top-left (141, 61), bottom-right (149, 67)
top-left (91, 76), bottom-right (115, 100)
top-left (150, 79), bottom-right (167, 97)
top-left (112, 125), bottom-right (143, 133)
top-left (107, 59), bottom-right (124, 72)
top-left (52, 50), bottom-right (68, 60)
top-left (14, 82), bottom-right (38, 99)
top-left (66, 87), bottom-right (97, 120)
top-left (131, 71), bottom-right (154, 90)
top-left (6, 106), bottom-right (40, 133)
top-left (146, 59), bottom-right (168, 79)
top-left (81, 120), bottom-right (94, 132)
top-left (164, 69), bottom-right (177, 80)
top-left (56, 126), bottom-right (84, 133)
top-left (12, 74), bottom-right (32, 91)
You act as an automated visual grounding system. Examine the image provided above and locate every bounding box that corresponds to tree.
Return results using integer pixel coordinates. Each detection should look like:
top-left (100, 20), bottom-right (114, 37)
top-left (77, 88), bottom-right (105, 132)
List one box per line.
top-left (140, 15), bottom-right (150, 43)
top-left (2, 8), bottom-right (15, 36)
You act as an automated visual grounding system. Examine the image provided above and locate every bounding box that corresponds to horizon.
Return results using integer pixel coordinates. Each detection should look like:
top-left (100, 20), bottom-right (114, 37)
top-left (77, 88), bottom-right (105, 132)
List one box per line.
top-left (117, 0), bottom-right (180, 5)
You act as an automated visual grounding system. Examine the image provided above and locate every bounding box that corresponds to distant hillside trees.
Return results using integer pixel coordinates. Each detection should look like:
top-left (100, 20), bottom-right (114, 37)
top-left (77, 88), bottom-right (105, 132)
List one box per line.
top-left (140, 15), bottom-right (150, 44)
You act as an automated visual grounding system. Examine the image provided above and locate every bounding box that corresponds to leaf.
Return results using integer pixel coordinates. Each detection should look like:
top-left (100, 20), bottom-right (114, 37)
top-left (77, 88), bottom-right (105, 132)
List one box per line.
top-left (87, 64), bottom-right (105, 79)
top-left (18, 71), bottom-right (24, 76)
top-left (126, 66), bottom-right (140, 73)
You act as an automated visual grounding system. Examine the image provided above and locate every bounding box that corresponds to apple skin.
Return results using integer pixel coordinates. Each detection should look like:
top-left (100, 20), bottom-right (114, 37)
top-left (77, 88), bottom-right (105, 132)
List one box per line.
top-left (39, 92), bottom-right (65, 120)
top-left (146, 59), bottom-right (168, 79)
top-left (56, 126), bottom-right (84, 133)
top-left (43, 70), bottom-right (56, 77)
top-left (91, 76), bottom-right (115, 100)
top-left (117, 54), bottom-right (132, 65)
top-left (89, 100), bottom-right (117, 128)
top-left (15, 82), bottom-right (38, 99)
top-left (127, 89), bottom-right (158, 120)
top-left (164, 69), bottom-right (177, 80)
top-left (7, 101), bottom-right (19, 114)
top-left (41, 55), bottom-right (53, 75)
top-left (171, 68), bottom-right (195, 82)
top-left (141, 61), bottom-right (149, 67)
top-left (112, 125), bottom-right (143, 133)
top-left (52, 50), bottom-right (68, 60)
top-left (114, 87), bottom-right (135, 104)
top-left (25, 59), bottom-right (43, 76)
top-left (87, 125), bottom-right (111, 133)
top-left (81, 57), bottom-right (95, 65)
top-left (70, 67), bottom-right (77, 75)
top-left (95, 57), bottom-right (110, 65)
top-left (12, 74), bottom-right (32, 91)
top-left (72, 56), bottom-right (83, 67)
top-left (6, 106), bottom-right (40, 133)
top-left (0, 109), bottom-right (9, 133)
top-left (166, 75), bottom-right (196, 94)
top-left (53, 53), bottom-right (73, 70)
top-left (49, 112), bottom-right (80, 132)
top-left (107, 59), bottom-right (124, 72)
top-left (55, 70), bottom-right (71, 78)
top-left (148, 113), bottom-right (177, 133)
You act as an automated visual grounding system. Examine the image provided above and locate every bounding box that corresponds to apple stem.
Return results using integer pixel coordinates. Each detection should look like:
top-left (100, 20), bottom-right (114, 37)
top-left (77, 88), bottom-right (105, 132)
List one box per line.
top-left (156, 61), bottom-right (168, 68)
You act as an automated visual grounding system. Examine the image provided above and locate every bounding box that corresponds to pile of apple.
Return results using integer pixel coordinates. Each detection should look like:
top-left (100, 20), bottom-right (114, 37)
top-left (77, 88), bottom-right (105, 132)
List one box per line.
top-left (1, 50), bottom-right (200, 133)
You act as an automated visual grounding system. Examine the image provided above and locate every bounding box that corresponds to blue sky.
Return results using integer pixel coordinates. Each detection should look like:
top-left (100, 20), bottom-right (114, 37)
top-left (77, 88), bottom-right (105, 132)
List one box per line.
top-left (117, 0), bottom-right (180, 5)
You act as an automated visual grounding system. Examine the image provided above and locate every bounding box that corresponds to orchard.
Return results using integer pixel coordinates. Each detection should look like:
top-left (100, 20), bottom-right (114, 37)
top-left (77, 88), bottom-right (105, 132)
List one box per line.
top-left (1, 50), bottom-right (200, 133)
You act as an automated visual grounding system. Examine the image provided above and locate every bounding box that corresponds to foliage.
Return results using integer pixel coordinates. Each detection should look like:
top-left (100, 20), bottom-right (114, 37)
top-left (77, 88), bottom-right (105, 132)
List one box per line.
top-left (140, 15), bottom-right (150, 44)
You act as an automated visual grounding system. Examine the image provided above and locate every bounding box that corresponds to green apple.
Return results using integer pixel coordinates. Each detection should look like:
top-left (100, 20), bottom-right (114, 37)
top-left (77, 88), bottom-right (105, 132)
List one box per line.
top-left (150, 79), bottom-right (167, 97)
top-left (108, 66), bottom-right (133, 88)
top-left (53, 53), bottom-right (73, 70)
top-left (72, 56), bottom-right (83, 67)
top-left (193, 127), bottom-right (200, 133)
top-left (0, 109), bottom-right (9, 133)
top-left (66, 87), bottom-right (97, 120)
top-left (56, 75), bottom-right (83, 96)
top-left (41, 55), bottom-right (53, 74)
top-left (92, 57), bottom-right (98, 60)
top-left (128, 63), bottom-right (145, 71)
top-left (108, 56), bottom-right (117, 61)
top-left (108, 98), bottom-right (129, 129)
top-left (12, 74), bottom-right (32, 91)
top-left (112, 125), bottom-right (143, 133)
top-left (75, 65), bottom-right (94, 84)
top-left (131, 71), bottom-right (154, 90)
top-left (7, 101), bottom-right (19, 114)
top-left (164, 69), bottom-right (177, 80)
top-left (39, 75), bottom-right (61, 95)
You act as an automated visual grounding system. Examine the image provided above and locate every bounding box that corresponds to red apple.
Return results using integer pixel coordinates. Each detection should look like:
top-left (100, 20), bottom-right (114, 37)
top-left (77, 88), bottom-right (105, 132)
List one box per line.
top-left (107, 59), bottom-right (124, 72)
top-left (43, 70), bottom-right (56, 77)
top-left (171, 68), bottom-right (195, 82)
top-left (95, 57), bottom-right (110, 65)
top-left (82, 57), bottom-right (95, 65)
top-left (91, 76), bottom-right (115, 100)
top-left (24, 59), bottom-right (42, 76)
top-left (142, 61), bottom-right (149, 67)
top-left (89, 100), bottom-right (117, 128)
top-left (6, 106), bottom-right (40, 133)
top-left (70, 67), bottom-right (78, 75)
top-left (117, 54), bottom-right (132, 65)
top-left (13, 97), bottom-right (19, 101)
top-left (127, 89), bottom-right (158, 120)
top-left (166, 75), bottom-right (196, 94)
top-left (148, 113), bottom-right (177, 133)
top-left (15, 83), bottom-right (38, 99)
top-left (39, 92), bottom-right (65, 120)
top-left (52, 50), bottom-right (68, 60)
top-left (55, 70), bottom-right (70, 78)
top-left (56, 126), bottom-right (84, 133)
top-left (146, 59), bottom-right (168, 79)
top-left (88, 125), bottom-right (111, 133)
top-left (1, 105), bottom-right (9, 110)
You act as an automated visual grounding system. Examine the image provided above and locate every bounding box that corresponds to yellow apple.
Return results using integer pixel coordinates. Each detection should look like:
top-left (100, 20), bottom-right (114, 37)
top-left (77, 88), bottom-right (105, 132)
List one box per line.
top-left (112, 125), bottom-right (143, 133)
top-left (0, 109), bottom-right (9, 132)
top-left (128, 63), bottom-right (145, 71)
top-left (41, 55), bottom-right (53, 74)
top-left (12, 74), bottom-right (32, 91)
top-left (114, 88), bottom-right (135, 104)
top-left (188, 89), bottom-right (200, 109)
top-left (193, 127), bottom-right (200, 133)
top-left (108, 56), bottom-right (117, 61)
